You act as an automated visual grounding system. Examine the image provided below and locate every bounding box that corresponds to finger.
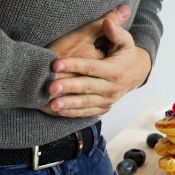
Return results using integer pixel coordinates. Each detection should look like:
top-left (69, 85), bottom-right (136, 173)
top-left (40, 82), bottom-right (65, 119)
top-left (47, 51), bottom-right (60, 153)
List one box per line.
top-left (54, 72), bottom-right (80, 79)
top-left (42, 103), bottom-right (59, 116)
top-left (116, 4), bottom-right (131, 22)
top-left (83, 5), bottom-right (131, 39)
top-left (49, 76), bottom-right (114, 97)
top-left (57, 106), bottom-right (111, 118)
top-left (103, 19), bottom-right (134, 49)
top-left (50, 94), bottom-right (113, 111)
top-left (52, 58), bottom-right (117, 80)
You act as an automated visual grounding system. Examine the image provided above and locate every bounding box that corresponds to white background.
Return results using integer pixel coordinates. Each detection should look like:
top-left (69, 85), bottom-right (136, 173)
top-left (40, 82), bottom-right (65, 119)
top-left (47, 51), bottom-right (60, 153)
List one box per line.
top-left (102, 1), bottom-right (175, 142)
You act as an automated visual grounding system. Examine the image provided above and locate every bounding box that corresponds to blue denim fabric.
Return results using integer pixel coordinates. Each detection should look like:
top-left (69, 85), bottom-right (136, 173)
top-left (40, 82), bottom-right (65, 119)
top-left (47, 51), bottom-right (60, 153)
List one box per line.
top-left (0, 124), bottom-right (115, 175)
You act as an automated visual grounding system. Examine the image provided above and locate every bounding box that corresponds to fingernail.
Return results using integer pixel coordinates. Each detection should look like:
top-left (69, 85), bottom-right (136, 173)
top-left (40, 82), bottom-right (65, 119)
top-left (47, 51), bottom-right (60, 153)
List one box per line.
top-left (58, 101), bottom-right (64, 109)
top-left (56, 84), bottom-right (63, 94)
top-left (116, 5), bottom-right (130, 20)
top-left (58, 63), bottom-right (65, 71)
top-left (51, 102), bottom-right (58, 111)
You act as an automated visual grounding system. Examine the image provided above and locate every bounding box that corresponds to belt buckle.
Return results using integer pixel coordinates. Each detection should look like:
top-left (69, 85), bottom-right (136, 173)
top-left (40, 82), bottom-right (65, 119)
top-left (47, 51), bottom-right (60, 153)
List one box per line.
top-left (33, 145), bottom-right (64, 170)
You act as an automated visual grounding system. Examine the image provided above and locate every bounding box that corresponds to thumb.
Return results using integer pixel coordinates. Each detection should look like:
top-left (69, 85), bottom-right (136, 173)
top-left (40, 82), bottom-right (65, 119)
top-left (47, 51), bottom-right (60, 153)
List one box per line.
top-left (115, 4), bottom-right (131, 25)
top-left (103, 18), bottom-right (134, 49)
top-left (85, 5), bottom-right (131, 40)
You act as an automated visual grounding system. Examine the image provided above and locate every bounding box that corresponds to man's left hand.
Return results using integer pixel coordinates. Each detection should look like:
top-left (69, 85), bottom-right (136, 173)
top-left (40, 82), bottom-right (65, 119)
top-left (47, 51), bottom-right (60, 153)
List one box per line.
top-left (49, 19), bottom-right (152, 118)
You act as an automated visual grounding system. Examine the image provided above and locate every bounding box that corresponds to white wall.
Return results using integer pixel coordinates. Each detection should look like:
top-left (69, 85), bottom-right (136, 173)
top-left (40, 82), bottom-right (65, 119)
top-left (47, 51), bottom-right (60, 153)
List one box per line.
top-left (102, 1), bottom-right (175, 142)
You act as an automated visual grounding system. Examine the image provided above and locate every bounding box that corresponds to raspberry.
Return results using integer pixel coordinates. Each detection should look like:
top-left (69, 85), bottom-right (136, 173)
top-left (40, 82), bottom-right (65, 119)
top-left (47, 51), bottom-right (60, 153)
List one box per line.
top-left (173, 102), bottom-right (175, 113)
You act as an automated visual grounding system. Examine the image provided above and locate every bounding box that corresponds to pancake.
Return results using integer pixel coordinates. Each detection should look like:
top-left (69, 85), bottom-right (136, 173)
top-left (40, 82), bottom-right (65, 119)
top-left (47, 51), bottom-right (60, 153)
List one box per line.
top-left (155, 116), bottom-right (175, 136)
top-left (159, 155), bottom-right (175, 174)
top-left (167, 135), bottom-right (175, 144)
top-left (155, 138), bottom-right (175, 156)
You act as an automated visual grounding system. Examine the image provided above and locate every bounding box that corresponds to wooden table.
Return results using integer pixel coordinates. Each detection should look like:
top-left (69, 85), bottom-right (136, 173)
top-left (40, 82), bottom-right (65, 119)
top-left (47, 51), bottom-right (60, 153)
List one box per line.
top-left (107, 106), bottom-right (167, 175)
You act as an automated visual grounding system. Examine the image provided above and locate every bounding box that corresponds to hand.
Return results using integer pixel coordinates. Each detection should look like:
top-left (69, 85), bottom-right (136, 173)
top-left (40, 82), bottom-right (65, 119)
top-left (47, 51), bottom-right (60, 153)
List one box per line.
top-left (42, 5), bottom-right (131, 116)
top-left (49, 19), bottom-right (151, 118)
top-left (48, 4), bottom-right (130, 80)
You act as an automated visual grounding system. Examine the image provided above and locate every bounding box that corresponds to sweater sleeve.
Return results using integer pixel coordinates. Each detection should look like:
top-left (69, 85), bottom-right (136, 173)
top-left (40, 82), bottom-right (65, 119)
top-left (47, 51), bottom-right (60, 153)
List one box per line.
top-left (0, 29), bottom-right (57, 109)
top-left (129, 0), bottom-right (163, 86)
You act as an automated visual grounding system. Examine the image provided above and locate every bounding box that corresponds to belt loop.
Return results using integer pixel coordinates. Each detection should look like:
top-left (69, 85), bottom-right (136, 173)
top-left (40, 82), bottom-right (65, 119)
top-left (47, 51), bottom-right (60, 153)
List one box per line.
top-left (88, 124), bottom-right (99, 157)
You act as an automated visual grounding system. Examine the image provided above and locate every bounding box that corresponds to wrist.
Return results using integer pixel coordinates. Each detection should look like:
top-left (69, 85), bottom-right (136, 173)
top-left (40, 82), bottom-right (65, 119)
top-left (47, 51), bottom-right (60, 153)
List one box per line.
top-left (136, 46), bottom-right (152, 70)
top-left (135, 46), bottom-right (152, 87)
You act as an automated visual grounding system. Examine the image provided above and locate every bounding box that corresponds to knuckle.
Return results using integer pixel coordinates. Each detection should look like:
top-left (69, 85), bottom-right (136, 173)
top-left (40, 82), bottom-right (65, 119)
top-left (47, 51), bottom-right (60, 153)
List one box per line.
top-left (82, 96), bottom-right (90, 107)
top-left (87, 63), bottom-right (96, 75)
top-left (110, 70), bottom-right (122, 82)
top-left (111, 92), bottom-right (122, 102)
top-left (71, 62), bottom-right (79, 72)
top-left (108, 85), bottom-right (118, 95)
top-left (85, 83), bottom-right (92, 93)
top-left (106, 97), bottom-right (115, 106)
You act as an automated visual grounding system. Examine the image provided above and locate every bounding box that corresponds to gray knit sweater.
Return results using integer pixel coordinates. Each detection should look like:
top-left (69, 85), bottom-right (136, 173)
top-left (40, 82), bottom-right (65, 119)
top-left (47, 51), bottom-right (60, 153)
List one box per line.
top-left (0, 0), bottom-right (163, 148)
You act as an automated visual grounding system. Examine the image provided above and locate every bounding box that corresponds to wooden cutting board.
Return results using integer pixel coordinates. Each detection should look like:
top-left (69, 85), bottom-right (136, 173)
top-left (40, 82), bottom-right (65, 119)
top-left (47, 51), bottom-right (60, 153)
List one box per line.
top-left (107, 106), bottom-right (167, 175)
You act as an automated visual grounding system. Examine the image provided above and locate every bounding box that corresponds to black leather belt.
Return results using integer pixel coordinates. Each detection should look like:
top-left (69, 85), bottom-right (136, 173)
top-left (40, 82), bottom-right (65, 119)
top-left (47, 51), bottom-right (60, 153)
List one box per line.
top-left (0, 121), bottom-right (101, 170)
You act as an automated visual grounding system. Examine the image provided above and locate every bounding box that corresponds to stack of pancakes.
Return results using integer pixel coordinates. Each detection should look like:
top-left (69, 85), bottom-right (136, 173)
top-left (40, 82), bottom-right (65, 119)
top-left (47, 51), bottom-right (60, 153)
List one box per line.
top-left (155, 108), bottom-right (175, 175)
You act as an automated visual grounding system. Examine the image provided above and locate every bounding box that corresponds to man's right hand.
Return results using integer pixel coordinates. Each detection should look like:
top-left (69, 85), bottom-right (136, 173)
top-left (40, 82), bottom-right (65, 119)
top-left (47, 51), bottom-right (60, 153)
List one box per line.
top-left (42, 5), bottom-right (131, 116)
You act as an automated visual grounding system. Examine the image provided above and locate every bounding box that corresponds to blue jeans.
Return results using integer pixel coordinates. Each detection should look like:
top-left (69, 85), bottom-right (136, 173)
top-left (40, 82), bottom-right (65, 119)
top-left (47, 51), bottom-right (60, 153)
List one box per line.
top-left (0, 124), bottom-right (115, 175)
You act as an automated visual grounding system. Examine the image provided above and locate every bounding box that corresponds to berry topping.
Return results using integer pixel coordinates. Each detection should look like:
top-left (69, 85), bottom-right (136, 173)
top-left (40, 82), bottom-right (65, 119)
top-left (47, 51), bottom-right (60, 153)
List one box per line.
top-left (124, 149), bottom-right (146, 167)
top-left (165, 110), bottom-right (174, 117)
top-left (147, 133), bottom-right (163, 148)
top-left (117, 159), bottom-right (137, 175)
top-left (173, 102), bottom-right (175, 113)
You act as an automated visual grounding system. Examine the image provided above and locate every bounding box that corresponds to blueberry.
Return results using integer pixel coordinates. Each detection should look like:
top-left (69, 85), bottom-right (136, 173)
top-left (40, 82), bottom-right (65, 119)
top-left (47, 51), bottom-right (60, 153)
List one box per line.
top-left (165, 110), bottom-right (174, 116)
top-left (124, 149), bottom-right (146, 167)
top-left (117, 159), bottom-right (137, 175)
top-left (147, 133), bottom-right (163, 148)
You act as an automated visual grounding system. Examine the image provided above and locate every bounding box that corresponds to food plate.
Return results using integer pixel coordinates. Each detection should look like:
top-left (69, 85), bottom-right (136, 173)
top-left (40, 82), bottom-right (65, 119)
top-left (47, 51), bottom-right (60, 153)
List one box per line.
top-left (107, 106), bottom-right (168, 175)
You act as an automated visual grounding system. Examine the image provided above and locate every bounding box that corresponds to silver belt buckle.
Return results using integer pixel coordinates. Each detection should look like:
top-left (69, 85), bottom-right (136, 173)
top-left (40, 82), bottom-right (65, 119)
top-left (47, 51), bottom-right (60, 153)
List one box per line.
top-left (33, 145), bottom-right (64, 170)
